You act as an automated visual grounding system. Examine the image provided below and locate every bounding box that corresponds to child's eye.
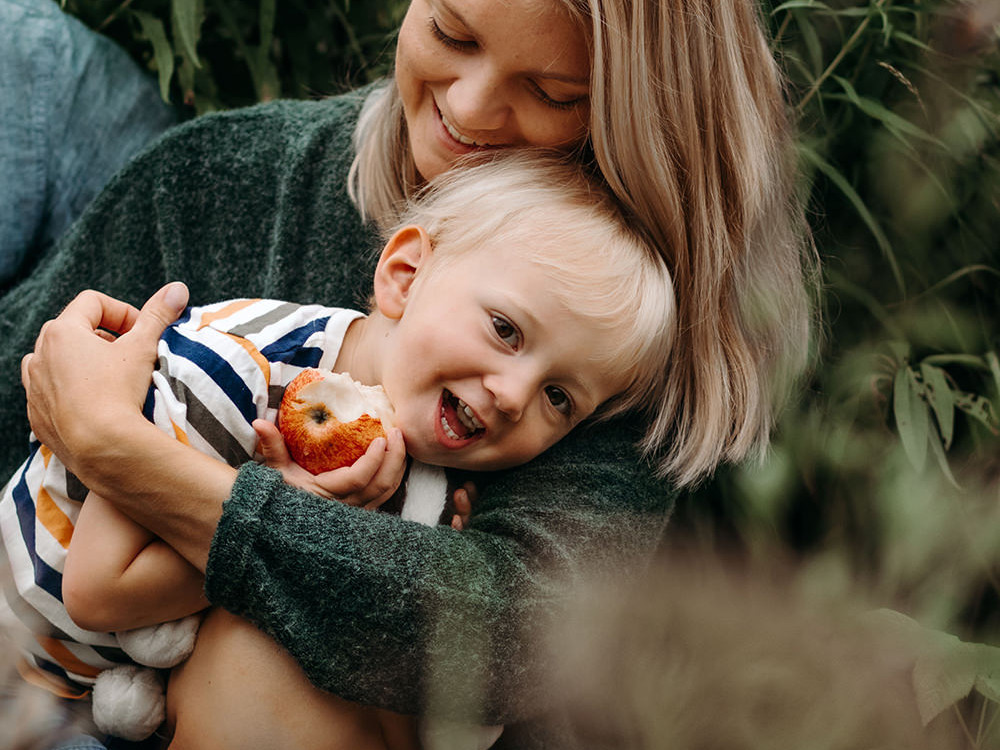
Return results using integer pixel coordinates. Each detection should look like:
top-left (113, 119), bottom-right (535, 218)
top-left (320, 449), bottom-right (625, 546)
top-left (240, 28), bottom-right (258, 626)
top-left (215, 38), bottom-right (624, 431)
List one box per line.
top-left (491, 315), bottom-right (521, 349)
top-left (427, 17), bottom-right (477, 52)
top-left (545, 386), bottom-right (572, 416)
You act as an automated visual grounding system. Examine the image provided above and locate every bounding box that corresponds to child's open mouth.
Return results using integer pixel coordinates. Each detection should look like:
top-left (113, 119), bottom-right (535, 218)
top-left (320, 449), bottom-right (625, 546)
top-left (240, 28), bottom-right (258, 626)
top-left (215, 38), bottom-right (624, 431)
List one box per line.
top-left (440, 389), bottom-right (485, 442)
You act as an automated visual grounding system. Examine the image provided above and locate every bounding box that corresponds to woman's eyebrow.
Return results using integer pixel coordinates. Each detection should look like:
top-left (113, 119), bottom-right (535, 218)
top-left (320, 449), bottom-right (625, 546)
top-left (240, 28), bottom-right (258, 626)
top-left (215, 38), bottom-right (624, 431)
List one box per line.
top-left (436, 0), bottom-right (590, 86)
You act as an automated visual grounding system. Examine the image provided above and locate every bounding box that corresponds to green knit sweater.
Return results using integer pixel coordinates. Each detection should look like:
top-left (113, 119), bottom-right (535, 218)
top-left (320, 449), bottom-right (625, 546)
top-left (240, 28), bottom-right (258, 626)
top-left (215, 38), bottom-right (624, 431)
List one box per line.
top-left (0, 91), bottom-right (676, 739)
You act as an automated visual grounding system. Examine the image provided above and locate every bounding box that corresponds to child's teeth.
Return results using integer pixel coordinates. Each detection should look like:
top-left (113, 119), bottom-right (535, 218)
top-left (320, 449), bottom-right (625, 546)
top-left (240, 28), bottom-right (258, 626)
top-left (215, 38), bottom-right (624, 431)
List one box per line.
top-left (441, 414), bottom-right (460, 440)
top-left (457, 398), bottom-right (484, 431)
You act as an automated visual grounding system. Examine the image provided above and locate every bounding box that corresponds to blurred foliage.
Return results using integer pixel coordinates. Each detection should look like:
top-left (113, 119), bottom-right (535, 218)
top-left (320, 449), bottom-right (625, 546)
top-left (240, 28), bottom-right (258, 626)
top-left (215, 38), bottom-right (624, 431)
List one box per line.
top-left (61, 0), bottom-right (1000, 743)
top-left (61, 0), bottom-right (408, 112)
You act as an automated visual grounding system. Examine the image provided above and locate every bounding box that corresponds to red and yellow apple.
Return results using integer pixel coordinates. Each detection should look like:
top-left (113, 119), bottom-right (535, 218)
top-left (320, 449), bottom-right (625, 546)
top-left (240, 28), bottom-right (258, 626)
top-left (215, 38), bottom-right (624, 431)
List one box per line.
top-left (277, 369), bottom-right (396, 474)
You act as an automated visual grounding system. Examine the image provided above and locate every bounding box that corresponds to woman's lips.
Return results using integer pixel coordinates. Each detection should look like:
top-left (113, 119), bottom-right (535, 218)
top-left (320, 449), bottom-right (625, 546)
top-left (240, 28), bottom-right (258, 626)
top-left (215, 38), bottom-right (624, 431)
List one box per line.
top-left (435, 104), bottom-right (497, 152)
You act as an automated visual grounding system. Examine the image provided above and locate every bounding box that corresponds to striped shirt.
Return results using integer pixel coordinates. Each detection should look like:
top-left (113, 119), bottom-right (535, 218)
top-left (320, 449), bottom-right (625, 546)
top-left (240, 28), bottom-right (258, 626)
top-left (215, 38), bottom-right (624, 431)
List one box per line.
top-left (0, 299), bottom-right (363, 696)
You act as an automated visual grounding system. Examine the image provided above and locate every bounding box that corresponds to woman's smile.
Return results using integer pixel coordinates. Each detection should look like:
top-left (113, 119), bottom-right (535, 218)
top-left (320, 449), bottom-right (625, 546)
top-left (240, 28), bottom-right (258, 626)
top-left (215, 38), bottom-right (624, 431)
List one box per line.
top-left (395, 0), bottom-right (591, 180)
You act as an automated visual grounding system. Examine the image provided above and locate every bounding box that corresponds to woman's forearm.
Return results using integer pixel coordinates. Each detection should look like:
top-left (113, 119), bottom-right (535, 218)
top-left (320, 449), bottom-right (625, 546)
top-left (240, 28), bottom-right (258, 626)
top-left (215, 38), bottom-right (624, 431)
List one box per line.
top-left (72, 416), bottom-right (235, 572)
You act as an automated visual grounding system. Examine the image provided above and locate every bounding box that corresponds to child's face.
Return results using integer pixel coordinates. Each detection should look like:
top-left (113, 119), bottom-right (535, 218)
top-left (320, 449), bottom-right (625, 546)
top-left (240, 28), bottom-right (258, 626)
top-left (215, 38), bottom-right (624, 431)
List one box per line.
top-left (376, 235), bottom-right (628, 472)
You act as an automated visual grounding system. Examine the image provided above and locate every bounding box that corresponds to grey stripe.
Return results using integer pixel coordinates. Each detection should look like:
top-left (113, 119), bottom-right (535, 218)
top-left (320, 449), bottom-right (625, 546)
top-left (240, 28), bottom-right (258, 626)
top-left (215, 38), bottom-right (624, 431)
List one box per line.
top-left (158, 364), bottom-right (253, 467)
top-left (227, 301), bottom-right (301, 337)
top-left (64, 469), bottom-right (89, 504)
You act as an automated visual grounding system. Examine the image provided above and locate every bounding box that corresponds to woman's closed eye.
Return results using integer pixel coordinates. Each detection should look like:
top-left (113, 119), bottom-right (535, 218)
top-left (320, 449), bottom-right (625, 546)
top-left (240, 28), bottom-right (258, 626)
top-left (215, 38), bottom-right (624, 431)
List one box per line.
top-left (427, 17), bottom-right (476, 51)
top-left (527, 80), bottom-right (587, 111)
top-left (491, 314), bottom-right (521, 350)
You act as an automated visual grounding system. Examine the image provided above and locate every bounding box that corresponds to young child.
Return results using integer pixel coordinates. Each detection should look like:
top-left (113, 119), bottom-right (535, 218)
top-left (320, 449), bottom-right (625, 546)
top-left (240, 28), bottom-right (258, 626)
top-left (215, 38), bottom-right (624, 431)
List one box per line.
top-left (0, 152), bottom-right (676, 742)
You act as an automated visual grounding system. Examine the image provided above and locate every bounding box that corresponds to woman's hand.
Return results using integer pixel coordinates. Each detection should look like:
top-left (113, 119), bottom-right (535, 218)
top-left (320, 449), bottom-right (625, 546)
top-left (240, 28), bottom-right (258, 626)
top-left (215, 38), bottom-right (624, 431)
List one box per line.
top-left (253, 419), bottom-right (407, 509)
top-left (20, 283), bottom-right (189, 475)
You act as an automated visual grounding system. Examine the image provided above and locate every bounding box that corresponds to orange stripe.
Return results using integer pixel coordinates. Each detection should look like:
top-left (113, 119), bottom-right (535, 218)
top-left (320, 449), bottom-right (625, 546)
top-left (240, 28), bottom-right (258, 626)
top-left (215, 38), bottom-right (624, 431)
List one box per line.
top-left (34, 445), bottom-right (75, 548)
top-left (35, 485), bottom-right (75, 549)
top-left (196, 299), bottom-right (261, 330)
top-left (35, 636), bottom-right (103, 679)
top-left (17, 659), bottom-right (89, 699)
top-left (171, 421), bottom-right (191, 445)
top-left (222, 332), bottom-right (271, 386)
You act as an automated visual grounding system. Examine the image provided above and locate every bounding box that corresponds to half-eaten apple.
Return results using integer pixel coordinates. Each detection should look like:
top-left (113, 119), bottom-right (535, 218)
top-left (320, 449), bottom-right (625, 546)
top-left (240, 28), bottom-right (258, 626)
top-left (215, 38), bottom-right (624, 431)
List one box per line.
top-left (277, 369), bottom-right (396, 474)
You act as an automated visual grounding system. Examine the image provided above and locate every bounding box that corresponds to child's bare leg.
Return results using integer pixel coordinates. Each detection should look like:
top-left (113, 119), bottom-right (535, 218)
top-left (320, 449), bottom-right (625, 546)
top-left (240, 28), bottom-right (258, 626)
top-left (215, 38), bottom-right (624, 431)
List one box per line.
top-left (165, 608), bottom-right (419, 750)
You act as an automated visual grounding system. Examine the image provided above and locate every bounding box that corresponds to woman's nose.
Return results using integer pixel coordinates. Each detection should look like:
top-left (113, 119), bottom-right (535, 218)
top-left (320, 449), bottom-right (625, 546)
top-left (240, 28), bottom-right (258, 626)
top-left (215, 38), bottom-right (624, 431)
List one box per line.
top-left (445, 65), bottom-right (509, 134)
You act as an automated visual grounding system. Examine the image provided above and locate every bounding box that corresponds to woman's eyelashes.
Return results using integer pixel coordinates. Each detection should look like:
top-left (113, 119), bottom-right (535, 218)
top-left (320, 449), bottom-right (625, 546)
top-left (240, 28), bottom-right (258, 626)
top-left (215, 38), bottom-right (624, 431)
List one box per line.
top-left (427, 17), bottom-right (476, 51)
top-left (527, 80), bottom-right (586, 111)
top-left (427, 17), bottom-right (587, 112)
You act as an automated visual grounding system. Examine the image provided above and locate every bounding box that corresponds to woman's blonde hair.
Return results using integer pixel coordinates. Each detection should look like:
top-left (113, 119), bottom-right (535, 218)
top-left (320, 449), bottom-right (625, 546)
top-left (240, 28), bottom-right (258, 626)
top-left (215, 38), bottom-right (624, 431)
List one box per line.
top-left (386, 151), bottom-right (676, 447)
top-left (349, 0), bottom-right (817, 486)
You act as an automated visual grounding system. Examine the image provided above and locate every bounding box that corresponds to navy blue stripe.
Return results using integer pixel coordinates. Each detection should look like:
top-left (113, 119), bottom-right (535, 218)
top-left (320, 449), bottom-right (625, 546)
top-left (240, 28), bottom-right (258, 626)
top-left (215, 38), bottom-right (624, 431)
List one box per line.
top-left (10, 445), bottom-right (63, 600)
top-left (161, 327), bottom-right (258, 425)
top-left (259, 317), bottom-right (329, 365)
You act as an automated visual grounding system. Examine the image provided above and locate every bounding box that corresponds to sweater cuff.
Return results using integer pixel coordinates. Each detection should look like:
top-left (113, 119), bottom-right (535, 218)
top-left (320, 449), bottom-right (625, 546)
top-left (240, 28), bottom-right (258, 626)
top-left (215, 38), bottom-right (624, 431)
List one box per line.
top-left (204, 461), bottom-right (284, 606)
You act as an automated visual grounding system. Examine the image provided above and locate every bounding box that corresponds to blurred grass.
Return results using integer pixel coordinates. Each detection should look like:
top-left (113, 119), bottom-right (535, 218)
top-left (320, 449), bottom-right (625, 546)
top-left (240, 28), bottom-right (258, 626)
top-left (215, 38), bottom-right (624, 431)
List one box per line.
top-left (61, 0), bottom-right (1000, 741)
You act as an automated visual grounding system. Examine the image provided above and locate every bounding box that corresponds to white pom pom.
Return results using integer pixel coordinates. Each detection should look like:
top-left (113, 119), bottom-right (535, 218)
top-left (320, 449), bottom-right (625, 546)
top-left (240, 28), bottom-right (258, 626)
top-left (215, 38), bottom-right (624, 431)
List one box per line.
top-left (92, 665), bottom-right (165, 741)
top-left (116, 614), bottom-right (202, 668)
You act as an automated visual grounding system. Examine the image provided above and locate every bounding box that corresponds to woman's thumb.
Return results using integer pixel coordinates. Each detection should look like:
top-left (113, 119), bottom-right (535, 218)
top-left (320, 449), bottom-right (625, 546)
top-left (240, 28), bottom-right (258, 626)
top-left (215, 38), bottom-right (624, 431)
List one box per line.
top-left (131, 282), bottom-right (189, 341)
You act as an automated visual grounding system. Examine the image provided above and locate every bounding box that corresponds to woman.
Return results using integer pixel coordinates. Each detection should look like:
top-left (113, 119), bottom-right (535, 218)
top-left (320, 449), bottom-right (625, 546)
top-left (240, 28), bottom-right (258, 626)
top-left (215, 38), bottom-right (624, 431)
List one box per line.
top-left (9, 0), bottom-right (815, 746)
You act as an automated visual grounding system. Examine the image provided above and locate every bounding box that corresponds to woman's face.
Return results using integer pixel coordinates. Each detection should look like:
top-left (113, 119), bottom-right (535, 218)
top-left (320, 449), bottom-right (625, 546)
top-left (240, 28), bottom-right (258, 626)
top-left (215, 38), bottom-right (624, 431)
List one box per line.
top-left (395, 0), bottom-right (591, 181)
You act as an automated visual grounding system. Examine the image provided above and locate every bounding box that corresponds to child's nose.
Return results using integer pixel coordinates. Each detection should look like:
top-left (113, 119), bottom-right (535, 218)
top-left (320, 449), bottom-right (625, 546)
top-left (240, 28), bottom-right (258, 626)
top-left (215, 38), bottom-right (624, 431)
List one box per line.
top-left (484, 372), bottom-right (532, 422)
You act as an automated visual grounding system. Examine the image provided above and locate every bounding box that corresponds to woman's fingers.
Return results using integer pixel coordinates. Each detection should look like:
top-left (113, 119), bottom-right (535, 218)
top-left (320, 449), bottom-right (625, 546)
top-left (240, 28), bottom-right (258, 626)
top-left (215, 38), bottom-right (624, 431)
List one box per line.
top-left (22, 283), bottom-right (189, 467)
top-left (128, 281), bottom-right (189, 343)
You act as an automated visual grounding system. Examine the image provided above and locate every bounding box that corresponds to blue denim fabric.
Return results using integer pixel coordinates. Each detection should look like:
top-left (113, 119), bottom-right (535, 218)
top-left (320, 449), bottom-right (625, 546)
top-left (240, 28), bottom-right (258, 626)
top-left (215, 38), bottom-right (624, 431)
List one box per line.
top-left (0, 0), bottom-right (178, 286)
top-left (51, 734), bottom-right (108, 750)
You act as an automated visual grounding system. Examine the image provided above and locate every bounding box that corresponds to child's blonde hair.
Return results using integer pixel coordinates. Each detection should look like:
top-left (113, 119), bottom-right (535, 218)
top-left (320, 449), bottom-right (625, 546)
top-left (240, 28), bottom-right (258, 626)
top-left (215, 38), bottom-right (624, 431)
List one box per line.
top-left (386, 151), bottom-right (675, 464)
top-left (350, 0), bottom-right (816, 486)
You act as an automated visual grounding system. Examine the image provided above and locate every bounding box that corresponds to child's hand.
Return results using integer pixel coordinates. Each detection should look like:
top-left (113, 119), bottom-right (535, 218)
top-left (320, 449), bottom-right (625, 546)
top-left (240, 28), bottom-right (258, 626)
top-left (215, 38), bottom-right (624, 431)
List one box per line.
top-left (252, 419), bottom-right (406, 510)
top-left (450, 481), bottom-right (477, 530)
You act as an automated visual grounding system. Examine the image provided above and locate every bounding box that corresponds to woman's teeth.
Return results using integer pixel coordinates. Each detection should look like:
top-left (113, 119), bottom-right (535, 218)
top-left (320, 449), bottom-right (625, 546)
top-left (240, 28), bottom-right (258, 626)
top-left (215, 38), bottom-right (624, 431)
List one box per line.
top-left (440, 111), bottom-right (488, 147)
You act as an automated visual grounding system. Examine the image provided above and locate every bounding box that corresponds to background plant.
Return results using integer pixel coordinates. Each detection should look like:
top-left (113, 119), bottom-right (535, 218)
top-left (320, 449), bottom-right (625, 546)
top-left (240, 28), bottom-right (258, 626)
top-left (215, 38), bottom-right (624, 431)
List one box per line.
top-left (61, 0), bottom-right (1000, 745)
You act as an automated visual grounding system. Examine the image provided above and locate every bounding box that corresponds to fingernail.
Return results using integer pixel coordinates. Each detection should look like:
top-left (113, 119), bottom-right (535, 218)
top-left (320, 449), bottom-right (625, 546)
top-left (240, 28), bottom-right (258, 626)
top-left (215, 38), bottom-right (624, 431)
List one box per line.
top-left (164, 282), bottom-right (189, 313)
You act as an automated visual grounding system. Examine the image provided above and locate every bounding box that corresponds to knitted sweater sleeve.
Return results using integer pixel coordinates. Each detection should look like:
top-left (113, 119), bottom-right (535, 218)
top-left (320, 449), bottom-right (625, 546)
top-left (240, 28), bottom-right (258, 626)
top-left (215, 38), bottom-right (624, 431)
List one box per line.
top-left (206, 418), bottom-right (675, 724)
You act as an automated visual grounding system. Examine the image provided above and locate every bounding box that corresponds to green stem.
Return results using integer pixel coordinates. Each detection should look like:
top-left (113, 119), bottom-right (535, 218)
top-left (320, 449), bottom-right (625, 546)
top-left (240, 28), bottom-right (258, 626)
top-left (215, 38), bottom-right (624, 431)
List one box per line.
top-left (797, 0), bottom-right (888, 111)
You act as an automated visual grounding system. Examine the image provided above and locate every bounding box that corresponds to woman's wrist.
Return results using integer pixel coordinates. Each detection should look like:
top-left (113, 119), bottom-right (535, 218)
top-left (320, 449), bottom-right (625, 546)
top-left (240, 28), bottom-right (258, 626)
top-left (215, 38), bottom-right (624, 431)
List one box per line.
top-left (70, 415), bottom-right (236, 572)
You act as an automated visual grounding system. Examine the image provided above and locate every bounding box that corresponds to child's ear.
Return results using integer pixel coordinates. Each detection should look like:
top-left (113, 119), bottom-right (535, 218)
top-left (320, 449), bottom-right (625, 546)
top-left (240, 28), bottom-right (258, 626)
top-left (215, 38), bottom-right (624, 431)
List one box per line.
top-left (373, 225), bottom-right (432, 319)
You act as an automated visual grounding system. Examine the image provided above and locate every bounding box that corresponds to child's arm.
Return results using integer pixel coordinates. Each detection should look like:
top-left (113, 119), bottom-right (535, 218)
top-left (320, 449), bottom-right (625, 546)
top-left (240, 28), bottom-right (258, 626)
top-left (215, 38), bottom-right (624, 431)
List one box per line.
top-left (63, 491), bottom-right (209, 633)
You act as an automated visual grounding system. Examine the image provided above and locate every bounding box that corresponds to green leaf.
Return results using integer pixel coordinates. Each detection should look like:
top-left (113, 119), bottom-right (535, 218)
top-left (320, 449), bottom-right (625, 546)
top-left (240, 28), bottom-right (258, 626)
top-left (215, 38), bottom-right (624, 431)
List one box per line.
top-left (132, 11), bottom-right (174, 103)
top-left (987, 350), bottom-right (1000, 397)
top-left (926, 421), bottom-right (961, 490)
top-left (771, 0), bottom-right (832, 13)
top-left (171, 0), bottom-right (203, 68)
top-left (913, 644), bottom-right (977, 725)
top-left (894, 366), bottom-right (928, 471)
top-left (976, 673), bottom-right (1000, 703)
top-left (919, 363), bottom-right (954, 448)
top-left (259, 0), bottom-right (276, 50)
top-left (798, 144), bottom-right (904, 295)
top-left (955, 391), bottom-right (1000, 435)
top-left (832, 75), bottom-right (944, 148)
